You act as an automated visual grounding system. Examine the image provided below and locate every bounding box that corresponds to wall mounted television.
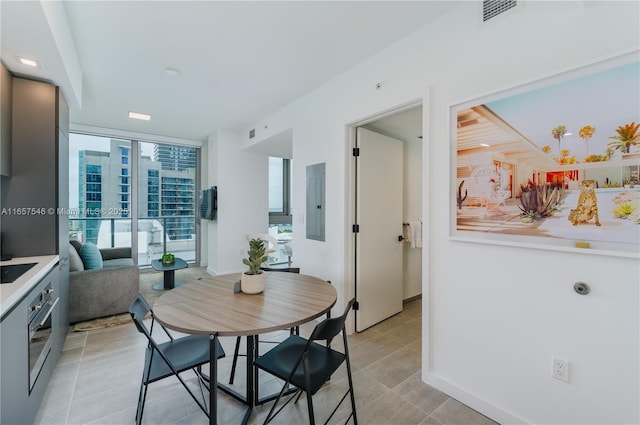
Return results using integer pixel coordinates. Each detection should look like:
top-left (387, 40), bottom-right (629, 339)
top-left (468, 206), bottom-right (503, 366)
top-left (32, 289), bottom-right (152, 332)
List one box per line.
top-left (199, 186), bottom-right (217, 220)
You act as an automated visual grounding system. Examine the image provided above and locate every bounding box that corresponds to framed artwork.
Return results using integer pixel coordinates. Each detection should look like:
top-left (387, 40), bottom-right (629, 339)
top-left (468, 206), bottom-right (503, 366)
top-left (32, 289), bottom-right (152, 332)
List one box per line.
top-left (450, 51), bottom-right (640, 257)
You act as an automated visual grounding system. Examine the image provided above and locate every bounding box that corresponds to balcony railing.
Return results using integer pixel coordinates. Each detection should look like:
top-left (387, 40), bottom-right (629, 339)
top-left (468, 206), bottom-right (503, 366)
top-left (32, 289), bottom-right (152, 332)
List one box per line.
top-left (69, 215), bottom-right (196, 267)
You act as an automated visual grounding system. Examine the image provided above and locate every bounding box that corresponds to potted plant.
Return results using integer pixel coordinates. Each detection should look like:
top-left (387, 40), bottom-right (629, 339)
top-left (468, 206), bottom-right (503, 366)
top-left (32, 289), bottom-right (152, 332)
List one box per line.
top-left (241, 238), bottom-right (267, 294)
top-left (161, 253), bottom-right (175, 265)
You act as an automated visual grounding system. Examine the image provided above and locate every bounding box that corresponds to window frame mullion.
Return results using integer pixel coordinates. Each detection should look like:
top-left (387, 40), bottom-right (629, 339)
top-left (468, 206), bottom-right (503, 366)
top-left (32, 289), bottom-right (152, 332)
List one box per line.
top-left (269, 158), bottom-right (292, 225)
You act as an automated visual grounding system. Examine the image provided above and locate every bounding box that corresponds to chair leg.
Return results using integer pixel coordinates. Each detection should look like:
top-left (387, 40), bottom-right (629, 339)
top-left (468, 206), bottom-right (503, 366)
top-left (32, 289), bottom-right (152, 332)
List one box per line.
top-left (229, 336), bottom-right (241, 384)
top-left (137, 382), bottom-right (149, 425)
top-left (262, 380), bottom-right (296, 424)
top-left (344, 337), bottom-right (357, 425)
top-left (346, 368), bottom-right (357, 425)
top-left (135, 378), bottom-right (143, 423)
top-left (301, 355), bottom-right (316, 425)
top-left (137, 353), bottom-right (154, 425)
top-left (306, 390), bottom-right (315, 425)
top-left (195, 369), bottom-right (207, 409)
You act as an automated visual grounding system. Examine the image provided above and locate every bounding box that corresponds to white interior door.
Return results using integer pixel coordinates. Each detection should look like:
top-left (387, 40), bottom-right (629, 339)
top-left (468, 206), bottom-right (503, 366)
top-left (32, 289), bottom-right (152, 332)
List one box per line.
top-left (355, 127), bottom-right (403, 332)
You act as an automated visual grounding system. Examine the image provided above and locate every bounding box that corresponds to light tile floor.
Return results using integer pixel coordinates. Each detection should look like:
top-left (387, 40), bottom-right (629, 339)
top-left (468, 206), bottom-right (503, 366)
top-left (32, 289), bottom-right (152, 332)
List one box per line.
top-left (35, 298), bottom-right (498, 425)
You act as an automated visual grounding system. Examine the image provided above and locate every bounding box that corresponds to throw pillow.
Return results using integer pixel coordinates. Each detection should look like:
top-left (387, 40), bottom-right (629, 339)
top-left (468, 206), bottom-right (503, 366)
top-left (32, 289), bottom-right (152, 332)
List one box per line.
top-left (68, 242), bottom-right (85, 272)
top-left (79, 242), bottom-right (103, 270)
top-left (70, 239), bottom-right (83, 255)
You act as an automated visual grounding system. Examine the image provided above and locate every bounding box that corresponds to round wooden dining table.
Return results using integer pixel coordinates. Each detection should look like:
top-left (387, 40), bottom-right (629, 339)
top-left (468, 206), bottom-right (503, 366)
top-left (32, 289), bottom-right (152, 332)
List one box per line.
top-left (152, 271), bottom-right (337, 425)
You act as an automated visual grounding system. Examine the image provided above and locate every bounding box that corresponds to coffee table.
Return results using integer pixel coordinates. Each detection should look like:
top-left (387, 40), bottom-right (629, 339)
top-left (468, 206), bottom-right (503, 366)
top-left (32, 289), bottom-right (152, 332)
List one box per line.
top-left (151, 257), bottom-right (188, 290)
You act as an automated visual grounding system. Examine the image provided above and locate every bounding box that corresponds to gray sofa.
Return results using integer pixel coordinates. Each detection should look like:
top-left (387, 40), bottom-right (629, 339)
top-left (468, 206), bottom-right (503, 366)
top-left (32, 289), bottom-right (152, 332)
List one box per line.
top-left (68, 240), bottom-right (139, 324)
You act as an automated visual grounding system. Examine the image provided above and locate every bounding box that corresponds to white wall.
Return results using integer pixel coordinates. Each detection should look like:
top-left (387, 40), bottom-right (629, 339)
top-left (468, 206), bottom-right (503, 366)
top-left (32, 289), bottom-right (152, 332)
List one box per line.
top-left (198, 142), bottom-right (208, 266)
top-left (206, 130), bottom-right (269, 275)
top-left (240, 2), bottom-right (639, 423)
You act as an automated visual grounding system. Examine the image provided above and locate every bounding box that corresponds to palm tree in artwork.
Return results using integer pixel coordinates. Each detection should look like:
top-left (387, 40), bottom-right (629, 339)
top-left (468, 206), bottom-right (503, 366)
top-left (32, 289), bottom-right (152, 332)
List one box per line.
top-left (578, 125), bottom-right (596, 156)
top-left (551, 125), bottom-right (567, 158)
top-left (608, 122), bottom-right (640, 154)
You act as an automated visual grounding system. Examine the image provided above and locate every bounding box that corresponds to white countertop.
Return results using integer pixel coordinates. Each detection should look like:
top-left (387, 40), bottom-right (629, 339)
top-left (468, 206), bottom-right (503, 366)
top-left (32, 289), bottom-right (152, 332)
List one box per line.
top-left (0, 255), bottom-right (59, 318)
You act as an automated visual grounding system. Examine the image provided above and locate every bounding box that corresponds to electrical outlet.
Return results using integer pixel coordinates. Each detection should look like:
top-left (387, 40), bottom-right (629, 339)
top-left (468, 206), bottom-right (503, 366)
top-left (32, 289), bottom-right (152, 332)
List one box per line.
top-left (552, 357), bottom-right (569, 383)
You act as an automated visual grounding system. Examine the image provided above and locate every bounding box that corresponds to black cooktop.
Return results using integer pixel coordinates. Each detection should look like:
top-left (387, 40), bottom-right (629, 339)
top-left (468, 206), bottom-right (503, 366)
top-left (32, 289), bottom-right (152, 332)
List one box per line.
top-left (1, 263), bottom-right (37, 284)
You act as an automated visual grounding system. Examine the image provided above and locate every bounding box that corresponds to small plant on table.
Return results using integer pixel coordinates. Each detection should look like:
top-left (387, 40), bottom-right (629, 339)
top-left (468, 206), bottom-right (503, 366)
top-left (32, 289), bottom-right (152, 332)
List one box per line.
top-left (241, 239), bottom-right (267, 294)
top-left (161, 253), bottom-right (175, 265)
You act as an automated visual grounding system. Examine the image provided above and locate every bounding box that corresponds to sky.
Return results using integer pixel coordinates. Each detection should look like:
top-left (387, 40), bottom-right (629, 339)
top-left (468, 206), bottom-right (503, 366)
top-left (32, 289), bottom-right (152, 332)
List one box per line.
top-left (486, 60), bottom-right (640, 158)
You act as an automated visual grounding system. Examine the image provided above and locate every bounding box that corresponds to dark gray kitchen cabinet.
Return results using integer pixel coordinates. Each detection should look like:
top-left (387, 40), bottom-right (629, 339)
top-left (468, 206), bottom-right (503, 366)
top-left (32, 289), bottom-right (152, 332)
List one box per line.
top-left (1, 62), bottom-right (12, 177)
top-left (0, 77), bottom-right (70, 421)
top-left (3, 77), bottom-right (69, 264)
top-left (0, 264), bottom-right (61, 425)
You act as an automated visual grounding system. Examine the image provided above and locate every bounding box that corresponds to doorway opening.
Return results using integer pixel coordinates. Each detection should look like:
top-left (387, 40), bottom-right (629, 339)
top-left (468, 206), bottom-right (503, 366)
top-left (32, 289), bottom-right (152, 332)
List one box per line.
top-left (245, 128), bottom-right (294, 268)
top-left (346, 101), bottom-right (424, 332)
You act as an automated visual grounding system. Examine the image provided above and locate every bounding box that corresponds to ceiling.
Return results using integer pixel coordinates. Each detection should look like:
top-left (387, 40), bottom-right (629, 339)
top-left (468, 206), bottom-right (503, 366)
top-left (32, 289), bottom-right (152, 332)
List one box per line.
top-left (1, 1), bottom-right (456, 144)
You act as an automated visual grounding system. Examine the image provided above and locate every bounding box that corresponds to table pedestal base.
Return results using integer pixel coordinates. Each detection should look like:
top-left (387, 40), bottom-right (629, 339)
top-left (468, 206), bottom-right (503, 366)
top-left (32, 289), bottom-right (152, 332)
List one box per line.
top-left (153, 269), bottom-right (183, 291)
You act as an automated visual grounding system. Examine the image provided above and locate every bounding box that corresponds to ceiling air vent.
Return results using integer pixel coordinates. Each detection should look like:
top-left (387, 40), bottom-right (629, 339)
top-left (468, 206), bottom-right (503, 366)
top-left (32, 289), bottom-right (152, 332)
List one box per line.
top-left (249, 129), bottom-right (255, 139)
top-left (483, 0), bottom-right (517, 22)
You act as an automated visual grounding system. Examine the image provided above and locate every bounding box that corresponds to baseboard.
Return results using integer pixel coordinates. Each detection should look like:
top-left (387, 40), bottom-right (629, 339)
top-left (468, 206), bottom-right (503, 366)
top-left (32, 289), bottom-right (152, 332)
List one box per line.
top-left (403, 293), bottom-right (422, 303)
top-left (423, 371), bottom-right (528, 425)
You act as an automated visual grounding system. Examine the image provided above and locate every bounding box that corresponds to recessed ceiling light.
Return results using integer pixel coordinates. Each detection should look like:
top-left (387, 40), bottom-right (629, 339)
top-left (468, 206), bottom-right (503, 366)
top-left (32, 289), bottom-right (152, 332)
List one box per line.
top-left (480, 143), bottom-right (490, 147)
top-left (164, 68), bottom-right (180, 76)
top-left (129, 112), bottom-right (151, 121)
top-left (18, 57), bottom-right (39, 67)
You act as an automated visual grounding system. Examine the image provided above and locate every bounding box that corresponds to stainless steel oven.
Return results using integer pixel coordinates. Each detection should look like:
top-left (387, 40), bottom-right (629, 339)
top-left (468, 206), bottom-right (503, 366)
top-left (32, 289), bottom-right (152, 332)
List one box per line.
top-left (28, 282), bottom-right (59, 391)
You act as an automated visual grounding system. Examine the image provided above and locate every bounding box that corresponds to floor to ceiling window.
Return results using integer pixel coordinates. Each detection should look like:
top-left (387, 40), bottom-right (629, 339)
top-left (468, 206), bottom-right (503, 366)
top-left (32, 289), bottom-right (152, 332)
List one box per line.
top-left (69, 135), bottom-right (132, 249)
top-left (138, 142), bottom-right (198, 266)
top-left (69, 133), bottom-right (199, 266)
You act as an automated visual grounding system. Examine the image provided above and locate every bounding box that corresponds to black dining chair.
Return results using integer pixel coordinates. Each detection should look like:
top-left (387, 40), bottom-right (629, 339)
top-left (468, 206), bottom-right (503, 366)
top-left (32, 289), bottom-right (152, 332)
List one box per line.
top-left (228, 267), bottom-right (301, 385)
top-left (128, 294), bottom-right (225, 425)
top-left (254, 298), bottom-right (357, 425)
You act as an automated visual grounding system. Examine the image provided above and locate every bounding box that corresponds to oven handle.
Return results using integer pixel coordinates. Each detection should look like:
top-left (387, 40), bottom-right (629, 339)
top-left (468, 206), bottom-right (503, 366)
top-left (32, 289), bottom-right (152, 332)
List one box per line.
top-left (35, 297), bottom-right (59, 328)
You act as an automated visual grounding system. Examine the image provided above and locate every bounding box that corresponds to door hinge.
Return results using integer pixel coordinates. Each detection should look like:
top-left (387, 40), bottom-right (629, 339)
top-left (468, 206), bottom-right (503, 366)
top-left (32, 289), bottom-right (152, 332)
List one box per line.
top-left (353, 301), bottom-right (359, 311)
top-left (352, 224), bottom-right (359, 233)
top-left (352, 147), bottom-right (360, 157)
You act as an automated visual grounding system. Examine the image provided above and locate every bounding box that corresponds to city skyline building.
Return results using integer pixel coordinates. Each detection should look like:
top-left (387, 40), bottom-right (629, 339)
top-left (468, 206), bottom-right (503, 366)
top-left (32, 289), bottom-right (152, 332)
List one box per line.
top-left (154, 144), bottom-right (197, 171)
top-left (76, 140), bottom-right (196, 247)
